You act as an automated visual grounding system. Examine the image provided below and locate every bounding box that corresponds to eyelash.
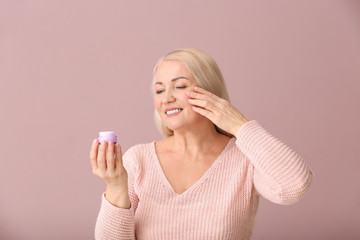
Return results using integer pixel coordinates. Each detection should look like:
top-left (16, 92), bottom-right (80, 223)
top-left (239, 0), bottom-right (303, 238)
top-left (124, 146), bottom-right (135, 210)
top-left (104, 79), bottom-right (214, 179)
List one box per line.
top-left (176, 86), bottom-right (187, 89)
top-left (155, 86), bottom-right (187, 94)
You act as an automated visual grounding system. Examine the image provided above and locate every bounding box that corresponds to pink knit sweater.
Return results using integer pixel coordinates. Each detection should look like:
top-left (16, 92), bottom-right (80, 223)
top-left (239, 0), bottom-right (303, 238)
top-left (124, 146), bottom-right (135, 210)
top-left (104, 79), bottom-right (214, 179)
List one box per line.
top-left (95, 120), bottom-right (313, 240)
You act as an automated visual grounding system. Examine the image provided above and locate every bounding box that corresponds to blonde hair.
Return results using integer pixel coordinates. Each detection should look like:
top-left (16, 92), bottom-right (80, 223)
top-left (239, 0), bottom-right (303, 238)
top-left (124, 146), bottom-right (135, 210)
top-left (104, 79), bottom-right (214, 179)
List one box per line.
top-left (152, 48), bottom-right (234, 138)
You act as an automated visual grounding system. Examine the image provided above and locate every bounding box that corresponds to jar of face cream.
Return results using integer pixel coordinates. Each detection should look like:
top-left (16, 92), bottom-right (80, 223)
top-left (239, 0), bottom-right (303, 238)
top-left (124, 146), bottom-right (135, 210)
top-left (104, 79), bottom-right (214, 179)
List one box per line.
top-left (98, 131), bottom-right (117, 144)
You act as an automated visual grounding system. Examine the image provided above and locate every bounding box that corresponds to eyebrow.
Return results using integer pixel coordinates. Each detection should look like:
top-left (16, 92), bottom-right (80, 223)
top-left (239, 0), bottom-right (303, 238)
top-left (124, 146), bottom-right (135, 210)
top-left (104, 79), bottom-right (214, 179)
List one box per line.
top-left (154, 76), bottom-right (189, 85)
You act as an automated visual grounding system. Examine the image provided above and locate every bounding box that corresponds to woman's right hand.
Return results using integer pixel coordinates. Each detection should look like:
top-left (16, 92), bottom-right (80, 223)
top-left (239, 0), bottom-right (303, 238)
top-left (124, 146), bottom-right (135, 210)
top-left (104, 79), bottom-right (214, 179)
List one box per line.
top-left (90, 139), bottom-right (131, 208)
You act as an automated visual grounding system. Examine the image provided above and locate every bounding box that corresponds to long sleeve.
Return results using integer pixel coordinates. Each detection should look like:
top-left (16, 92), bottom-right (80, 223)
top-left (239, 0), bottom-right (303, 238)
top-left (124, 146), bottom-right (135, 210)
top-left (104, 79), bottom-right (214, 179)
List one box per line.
top-left (95, 147), bottom-right (139, 240)
top-left (93, 121), bottom-right (313, 239)
top-left (235, 120), bottom-right (313, 205)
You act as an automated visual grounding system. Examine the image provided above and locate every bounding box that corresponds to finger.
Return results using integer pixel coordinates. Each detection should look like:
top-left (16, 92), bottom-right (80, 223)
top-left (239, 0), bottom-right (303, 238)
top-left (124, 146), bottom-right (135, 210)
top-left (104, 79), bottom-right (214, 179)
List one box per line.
top-left (193, 86), bottom-right (222, 100)
top-left (192, 105), bottom-right (214, 121)
top-left (98, 140), bottom-right (107, 170)
top-left (115, 143), bottom-right (123, 169)
top-left (106, 141), bottom-right (115, 171)
top-left (90, 138), bottom-right (99, 170)
top-left (188, 98), bottom-right (216, 112)
top-left (187, 88), bottom-right (223, 108)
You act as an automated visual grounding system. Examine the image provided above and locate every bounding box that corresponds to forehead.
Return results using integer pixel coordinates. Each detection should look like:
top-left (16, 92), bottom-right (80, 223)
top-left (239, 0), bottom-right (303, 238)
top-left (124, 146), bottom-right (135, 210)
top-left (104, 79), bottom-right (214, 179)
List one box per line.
top-left (155, 61), bottom-right (191, 82)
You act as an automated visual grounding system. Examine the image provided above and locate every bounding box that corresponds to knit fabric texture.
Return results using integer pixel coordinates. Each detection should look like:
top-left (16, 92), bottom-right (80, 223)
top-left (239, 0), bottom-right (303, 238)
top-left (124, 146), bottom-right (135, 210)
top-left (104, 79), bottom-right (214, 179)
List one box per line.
top-left (95, 120), bottom-right (313, 240)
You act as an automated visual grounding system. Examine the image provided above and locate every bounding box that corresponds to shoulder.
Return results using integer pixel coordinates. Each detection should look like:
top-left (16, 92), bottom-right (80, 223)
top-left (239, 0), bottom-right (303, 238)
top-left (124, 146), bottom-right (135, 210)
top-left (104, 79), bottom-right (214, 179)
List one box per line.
top-left (121, 142), bottom-right (155, 174)
top-left (123, 142), bottom-right (154, 160)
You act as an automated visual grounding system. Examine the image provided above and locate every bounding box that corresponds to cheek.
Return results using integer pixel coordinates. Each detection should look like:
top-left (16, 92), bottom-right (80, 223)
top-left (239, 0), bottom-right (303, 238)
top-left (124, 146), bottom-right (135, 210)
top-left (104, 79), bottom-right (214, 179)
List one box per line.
top-left (178, 92), bottom-right (190, 104)
top-left (153, 97), bottom-right (161, 111)
top-left (179, 95), bottom-right (196, 115)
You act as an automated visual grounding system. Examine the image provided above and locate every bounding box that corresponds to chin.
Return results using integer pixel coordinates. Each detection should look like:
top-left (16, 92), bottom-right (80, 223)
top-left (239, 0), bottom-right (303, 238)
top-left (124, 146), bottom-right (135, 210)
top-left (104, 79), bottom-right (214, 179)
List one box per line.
top-left (163, 123), bottom-right (184, 132)
top-left (161, 113), bottom-right (202, 132)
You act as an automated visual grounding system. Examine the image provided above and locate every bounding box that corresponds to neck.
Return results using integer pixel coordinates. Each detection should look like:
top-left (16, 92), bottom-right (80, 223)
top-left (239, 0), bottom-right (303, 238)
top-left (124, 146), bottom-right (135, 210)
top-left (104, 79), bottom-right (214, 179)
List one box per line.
top-left (170, 120), bottom-right (221, 154)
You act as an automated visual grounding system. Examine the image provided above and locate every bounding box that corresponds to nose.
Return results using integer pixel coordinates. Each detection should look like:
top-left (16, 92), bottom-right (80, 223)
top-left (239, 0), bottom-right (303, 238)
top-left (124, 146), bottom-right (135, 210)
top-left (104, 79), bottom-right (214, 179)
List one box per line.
top-left (161, 89), bottom-right (176, 104)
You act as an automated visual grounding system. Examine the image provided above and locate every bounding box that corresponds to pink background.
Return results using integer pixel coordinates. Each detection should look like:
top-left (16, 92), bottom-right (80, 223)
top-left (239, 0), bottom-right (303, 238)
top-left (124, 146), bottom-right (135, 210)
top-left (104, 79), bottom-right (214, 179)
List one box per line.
top-left (1, 0), bottom-right (359, 239)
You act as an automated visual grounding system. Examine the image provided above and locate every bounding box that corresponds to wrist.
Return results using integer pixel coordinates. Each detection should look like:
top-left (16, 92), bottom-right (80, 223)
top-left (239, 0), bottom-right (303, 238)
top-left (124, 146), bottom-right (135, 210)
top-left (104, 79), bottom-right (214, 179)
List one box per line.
top-left (232, 119), bottom-right (248, 136)
top-left (105, 186), bottom-right (131, 209)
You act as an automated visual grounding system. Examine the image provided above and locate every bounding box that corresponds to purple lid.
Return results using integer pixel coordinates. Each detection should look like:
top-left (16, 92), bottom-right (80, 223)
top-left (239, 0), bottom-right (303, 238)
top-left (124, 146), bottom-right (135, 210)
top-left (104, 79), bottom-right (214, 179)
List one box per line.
top-left (98, 131), bottom-right (117, 144)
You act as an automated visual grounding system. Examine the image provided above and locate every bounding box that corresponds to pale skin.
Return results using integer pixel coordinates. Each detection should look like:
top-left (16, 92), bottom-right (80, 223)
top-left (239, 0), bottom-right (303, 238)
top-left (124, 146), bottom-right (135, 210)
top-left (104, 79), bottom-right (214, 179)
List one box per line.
top-left (89, 60), bottom-right (248, 208)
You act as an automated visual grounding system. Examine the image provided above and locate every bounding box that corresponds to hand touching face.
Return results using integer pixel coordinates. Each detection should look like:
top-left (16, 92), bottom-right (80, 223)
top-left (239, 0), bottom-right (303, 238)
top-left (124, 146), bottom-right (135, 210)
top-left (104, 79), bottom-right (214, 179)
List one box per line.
top-left (153, 61), bottom-right (204, 131)
top-left (187, 86), bottom-right (248, 136)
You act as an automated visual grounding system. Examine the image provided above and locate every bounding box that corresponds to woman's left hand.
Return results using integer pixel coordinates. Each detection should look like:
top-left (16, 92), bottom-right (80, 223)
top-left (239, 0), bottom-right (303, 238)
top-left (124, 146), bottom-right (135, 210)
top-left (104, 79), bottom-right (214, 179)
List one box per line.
top-left (187, 86), bottom-right (248, 136)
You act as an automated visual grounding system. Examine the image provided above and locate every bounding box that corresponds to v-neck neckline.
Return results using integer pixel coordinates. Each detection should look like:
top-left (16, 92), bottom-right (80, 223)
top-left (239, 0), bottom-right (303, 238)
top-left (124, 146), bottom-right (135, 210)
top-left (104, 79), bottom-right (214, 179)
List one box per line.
top-left (151, 137), bottom-right (235, 197)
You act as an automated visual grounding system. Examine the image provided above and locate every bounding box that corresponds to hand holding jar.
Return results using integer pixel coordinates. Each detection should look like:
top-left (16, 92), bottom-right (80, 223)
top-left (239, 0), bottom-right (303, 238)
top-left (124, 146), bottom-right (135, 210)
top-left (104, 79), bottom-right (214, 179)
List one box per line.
top-left (89, 132), bottom-right (131, 208)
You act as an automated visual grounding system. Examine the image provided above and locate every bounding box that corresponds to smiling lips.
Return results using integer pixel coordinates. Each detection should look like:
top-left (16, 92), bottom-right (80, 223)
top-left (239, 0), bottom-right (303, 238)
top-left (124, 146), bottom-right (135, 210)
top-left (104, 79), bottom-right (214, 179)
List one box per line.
top-left (165, 108), bottom-right (183, 116)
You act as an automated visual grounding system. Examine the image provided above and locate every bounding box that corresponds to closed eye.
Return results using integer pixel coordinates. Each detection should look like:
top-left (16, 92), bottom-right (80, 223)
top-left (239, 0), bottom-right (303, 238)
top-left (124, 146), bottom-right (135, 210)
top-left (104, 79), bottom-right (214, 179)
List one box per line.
top-left (156, 89), bottom-right (164, 94)
top-left (175, 86), bottom-right (187, 89)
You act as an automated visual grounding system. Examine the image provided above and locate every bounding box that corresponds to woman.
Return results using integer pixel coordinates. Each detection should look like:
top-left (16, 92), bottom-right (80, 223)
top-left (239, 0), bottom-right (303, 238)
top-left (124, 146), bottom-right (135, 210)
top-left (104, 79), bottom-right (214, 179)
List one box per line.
top-left (90, 48), bottom-right (313, 240)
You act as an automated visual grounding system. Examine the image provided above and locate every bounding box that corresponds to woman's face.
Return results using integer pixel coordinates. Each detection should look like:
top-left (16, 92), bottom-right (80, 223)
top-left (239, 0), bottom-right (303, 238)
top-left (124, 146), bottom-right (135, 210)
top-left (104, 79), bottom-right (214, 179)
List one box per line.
top-left (153, 60), bottom-right (204, 132)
